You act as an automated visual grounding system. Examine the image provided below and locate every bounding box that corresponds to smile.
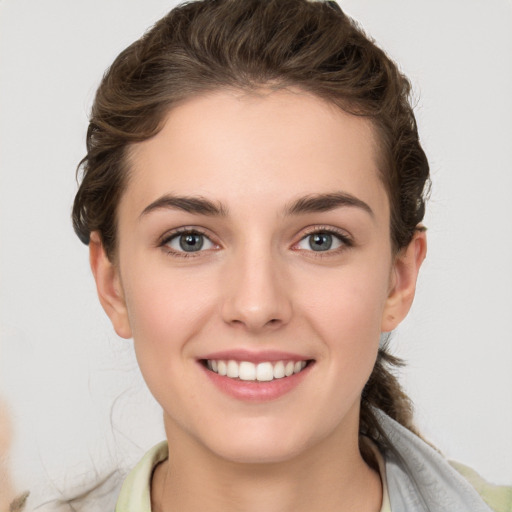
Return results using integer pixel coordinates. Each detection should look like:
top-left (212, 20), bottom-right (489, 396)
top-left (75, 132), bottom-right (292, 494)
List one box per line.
top-left (205, 359), bottom-right (309, 382)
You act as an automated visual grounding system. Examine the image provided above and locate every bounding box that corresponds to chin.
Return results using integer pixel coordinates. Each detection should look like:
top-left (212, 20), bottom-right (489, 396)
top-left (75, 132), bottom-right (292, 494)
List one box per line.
top-left (198, 418), bottom-right (326, 466)
top-left (213, 439), bottom-right (308, 465)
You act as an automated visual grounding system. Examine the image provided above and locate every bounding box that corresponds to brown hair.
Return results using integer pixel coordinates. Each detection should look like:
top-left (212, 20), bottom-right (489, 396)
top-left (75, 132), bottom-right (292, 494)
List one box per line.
top-left (73, 0), bottom-right (429, 451)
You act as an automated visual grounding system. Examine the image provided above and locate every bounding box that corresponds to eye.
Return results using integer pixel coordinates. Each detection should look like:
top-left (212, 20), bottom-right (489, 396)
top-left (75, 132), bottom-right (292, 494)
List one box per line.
top-left (163, 230), bottom-right (216, 254)
top-left (295, 230), bottom-right (350, 252)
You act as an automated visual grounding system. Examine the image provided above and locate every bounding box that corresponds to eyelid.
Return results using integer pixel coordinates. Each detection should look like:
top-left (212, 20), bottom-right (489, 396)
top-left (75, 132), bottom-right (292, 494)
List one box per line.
top-left (159, 226), bottom-right (220, 256)
top-left (157, 225), bottom-right (352, 257)
top-left (292, 225), bottom-right (353, 253)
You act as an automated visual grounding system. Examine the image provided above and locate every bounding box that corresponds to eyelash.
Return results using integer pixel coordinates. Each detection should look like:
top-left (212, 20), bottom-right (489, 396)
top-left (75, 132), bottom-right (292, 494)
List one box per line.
top-left (293, 226), bottom-right (353, 257)
top-left (158, 226), bottom-right (353, 258)
top-left (159, 227), bottom-right (218, 258)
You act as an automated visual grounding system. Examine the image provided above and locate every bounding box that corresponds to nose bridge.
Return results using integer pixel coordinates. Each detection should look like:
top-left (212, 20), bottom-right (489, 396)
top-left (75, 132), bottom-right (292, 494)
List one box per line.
top-left (221, 236), bottom-right (292, 331)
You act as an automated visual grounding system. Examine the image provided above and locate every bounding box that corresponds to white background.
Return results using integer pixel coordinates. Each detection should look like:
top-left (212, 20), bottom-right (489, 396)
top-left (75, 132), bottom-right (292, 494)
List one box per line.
top-left (1, 0), bottom-right (511, 507)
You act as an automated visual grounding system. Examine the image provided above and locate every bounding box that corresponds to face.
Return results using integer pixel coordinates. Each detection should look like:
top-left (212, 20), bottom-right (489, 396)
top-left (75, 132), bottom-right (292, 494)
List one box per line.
top-left (92, 89), bottom-right (424, 465)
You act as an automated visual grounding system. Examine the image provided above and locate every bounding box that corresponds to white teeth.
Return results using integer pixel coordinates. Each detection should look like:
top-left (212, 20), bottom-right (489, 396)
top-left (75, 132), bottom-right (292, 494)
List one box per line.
top-left (206, 359), bottom-right (309, 381)
top-left (273, 361), bottom-right (285, 379)
top-left (285, 361), bottom-right (295, 377)
top-left (217, 360), bottom-right (227, 376)
top-left (226, 360), bottom-right (239, 378)
top-left (239, 361), bottom-right (256, 381)
top-left (256, 362), bottom-right (274, 381)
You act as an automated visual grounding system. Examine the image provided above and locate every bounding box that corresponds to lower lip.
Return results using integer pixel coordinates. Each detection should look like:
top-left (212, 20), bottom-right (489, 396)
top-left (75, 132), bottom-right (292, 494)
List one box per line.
top-left (200, 362), bottom-right (313, 402)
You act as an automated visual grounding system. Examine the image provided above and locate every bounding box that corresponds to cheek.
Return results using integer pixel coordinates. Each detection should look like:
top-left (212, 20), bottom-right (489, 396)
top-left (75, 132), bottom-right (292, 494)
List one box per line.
top-left (121, 267), bottom-right (207, 371)
top-left (122, 270), bottom-right (212, 404)
top-left (123, 256), bottom-right (214, 334)
top-left (302, 265), bottom-right (390, 336)
top-left (297, 261), bottom-right (391, 377)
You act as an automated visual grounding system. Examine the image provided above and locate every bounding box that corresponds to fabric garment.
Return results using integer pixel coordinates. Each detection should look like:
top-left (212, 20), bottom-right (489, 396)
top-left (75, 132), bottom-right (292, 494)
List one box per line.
top-left (366, 438), bottom-right (392, 512)
top-left (115, 409), bottom-right (510, 512)
top-left (372, 409), bottom-right (509, 512)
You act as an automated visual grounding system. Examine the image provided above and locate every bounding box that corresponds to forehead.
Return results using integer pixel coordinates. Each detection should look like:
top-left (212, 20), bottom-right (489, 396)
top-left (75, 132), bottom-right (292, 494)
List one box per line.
top-left (123, 89), bottom-right (388, 220)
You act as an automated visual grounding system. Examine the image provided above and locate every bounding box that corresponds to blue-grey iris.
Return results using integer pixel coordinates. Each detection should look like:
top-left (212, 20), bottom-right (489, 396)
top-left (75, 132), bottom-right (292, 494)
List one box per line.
top-left (309, 233), bottom-right (333, 251)
top-left (179, 233), bottom-right (204, 251)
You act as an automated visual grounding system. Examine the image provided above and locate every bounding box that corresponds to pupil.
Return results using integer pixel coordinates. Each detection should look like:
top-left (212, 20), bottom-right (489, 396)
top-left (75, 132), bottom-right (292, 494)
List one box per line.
top-left (310, 233), bottom-right (332, 251)
top-left (179, 233), bottom-right (203, 252)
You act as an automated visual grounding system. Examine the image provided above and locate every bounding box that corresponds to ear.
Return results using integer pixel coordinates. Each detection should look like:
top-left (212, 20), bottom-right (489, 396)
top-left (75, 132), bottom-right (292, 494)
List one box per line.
top-left (89, 232), bottom-right (132, 339)
top-left (381, 229), bottom-right (427, 333)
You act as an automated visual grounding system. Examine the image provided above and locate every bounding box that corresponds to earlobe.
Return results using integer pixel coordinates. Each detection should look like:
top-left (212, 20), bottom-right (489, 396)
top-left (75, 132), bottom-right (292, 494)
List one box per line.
top-left (381, 230), bottom-right (427, 333)
top-left (89, 232), bottom-right (132, 339)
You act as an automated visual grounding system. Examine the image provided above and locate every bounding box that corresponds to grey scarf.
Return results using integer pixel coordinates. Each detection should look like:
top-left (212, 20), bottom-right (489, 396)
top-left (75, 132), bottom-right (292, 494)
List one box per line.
top-left (375, 408), bottom-right (493, 512)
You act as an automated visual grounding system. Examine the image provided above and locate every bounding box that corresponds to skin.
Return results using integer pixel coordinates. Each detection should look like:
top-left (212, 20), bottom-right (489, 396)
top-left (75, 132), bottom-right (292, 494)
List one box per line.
top-left (90, 89), bottom-right (426, 512)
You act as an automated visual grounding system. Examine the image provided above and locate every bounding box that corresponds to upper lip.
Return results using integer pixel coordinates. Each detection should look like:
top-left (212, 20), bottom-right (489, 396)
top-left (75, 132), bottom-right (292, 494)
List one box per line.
top-left (200, 349), bottom-right (312, 364)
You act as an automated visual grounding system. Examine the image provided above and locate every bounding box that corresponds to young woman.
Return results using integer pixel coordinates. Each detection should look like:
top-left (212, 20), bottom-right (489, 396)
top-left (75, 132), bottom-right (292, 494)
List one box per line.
top-left (71, 0), bottom-right (509, 510)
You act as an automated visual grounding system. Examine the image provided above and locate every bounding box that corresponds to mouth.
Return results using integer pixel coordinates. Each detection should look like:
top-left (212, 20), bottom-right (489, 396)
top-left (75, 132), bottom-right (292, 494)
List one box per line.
top-left (201, 359), bottom-right (313, 382)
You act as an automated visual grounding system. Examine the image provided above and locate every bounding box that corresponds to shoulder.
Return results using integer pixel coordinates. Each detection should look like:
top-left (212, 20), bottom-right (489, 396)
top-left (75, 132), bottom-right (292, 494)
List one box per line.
top-left (450, 461), bottom-right (512, 512)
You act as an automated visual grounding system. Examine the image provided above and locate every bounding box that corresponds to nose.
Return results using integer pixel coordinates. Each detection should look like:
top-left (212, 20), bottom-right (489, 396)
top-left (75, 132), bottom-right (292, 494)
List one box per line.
top-left (220, 246), bottom-right (293, 333)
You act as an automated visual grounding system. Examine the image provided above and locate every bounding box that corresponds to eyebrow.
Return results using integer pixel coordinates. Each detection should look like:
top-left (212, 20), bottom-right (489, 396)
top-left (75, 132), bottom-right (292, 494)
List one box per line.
top-left (139, 191), bottom-right (373, 219)
top-left (285, 192), bottom-right (374, 217)
top-left (139, 195), bottom-right (228, 219)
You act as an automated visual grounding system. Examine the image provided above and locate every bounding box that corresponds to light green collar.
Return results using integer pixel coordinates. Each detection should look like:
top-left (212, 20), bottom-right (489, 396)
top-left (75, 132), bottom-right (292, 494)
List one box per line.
top-left (115, 441), bottom-right (168, 512)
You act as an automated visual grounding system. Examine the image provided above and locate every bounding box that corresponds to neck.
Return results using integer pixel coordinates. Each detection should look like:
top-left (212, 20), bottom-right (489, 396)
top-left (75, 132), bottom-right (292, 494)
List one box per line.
top-left (152, 413), bottom-right (382, 512)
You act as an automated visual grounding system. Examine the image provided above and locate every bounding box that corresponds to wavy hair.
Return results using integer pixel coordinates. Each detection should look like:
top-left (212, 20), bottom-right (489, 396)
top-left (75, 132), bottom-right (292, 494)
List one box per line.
top-left (73, 0), bottom-right (430, 455)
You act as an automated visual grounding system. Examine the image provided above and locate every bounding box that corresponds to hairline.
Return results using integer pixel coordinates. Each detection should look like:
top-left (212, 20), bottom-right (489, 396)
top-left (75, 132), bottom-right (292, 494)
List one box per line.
top-left (107, 85), bottom-right (393, 260)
